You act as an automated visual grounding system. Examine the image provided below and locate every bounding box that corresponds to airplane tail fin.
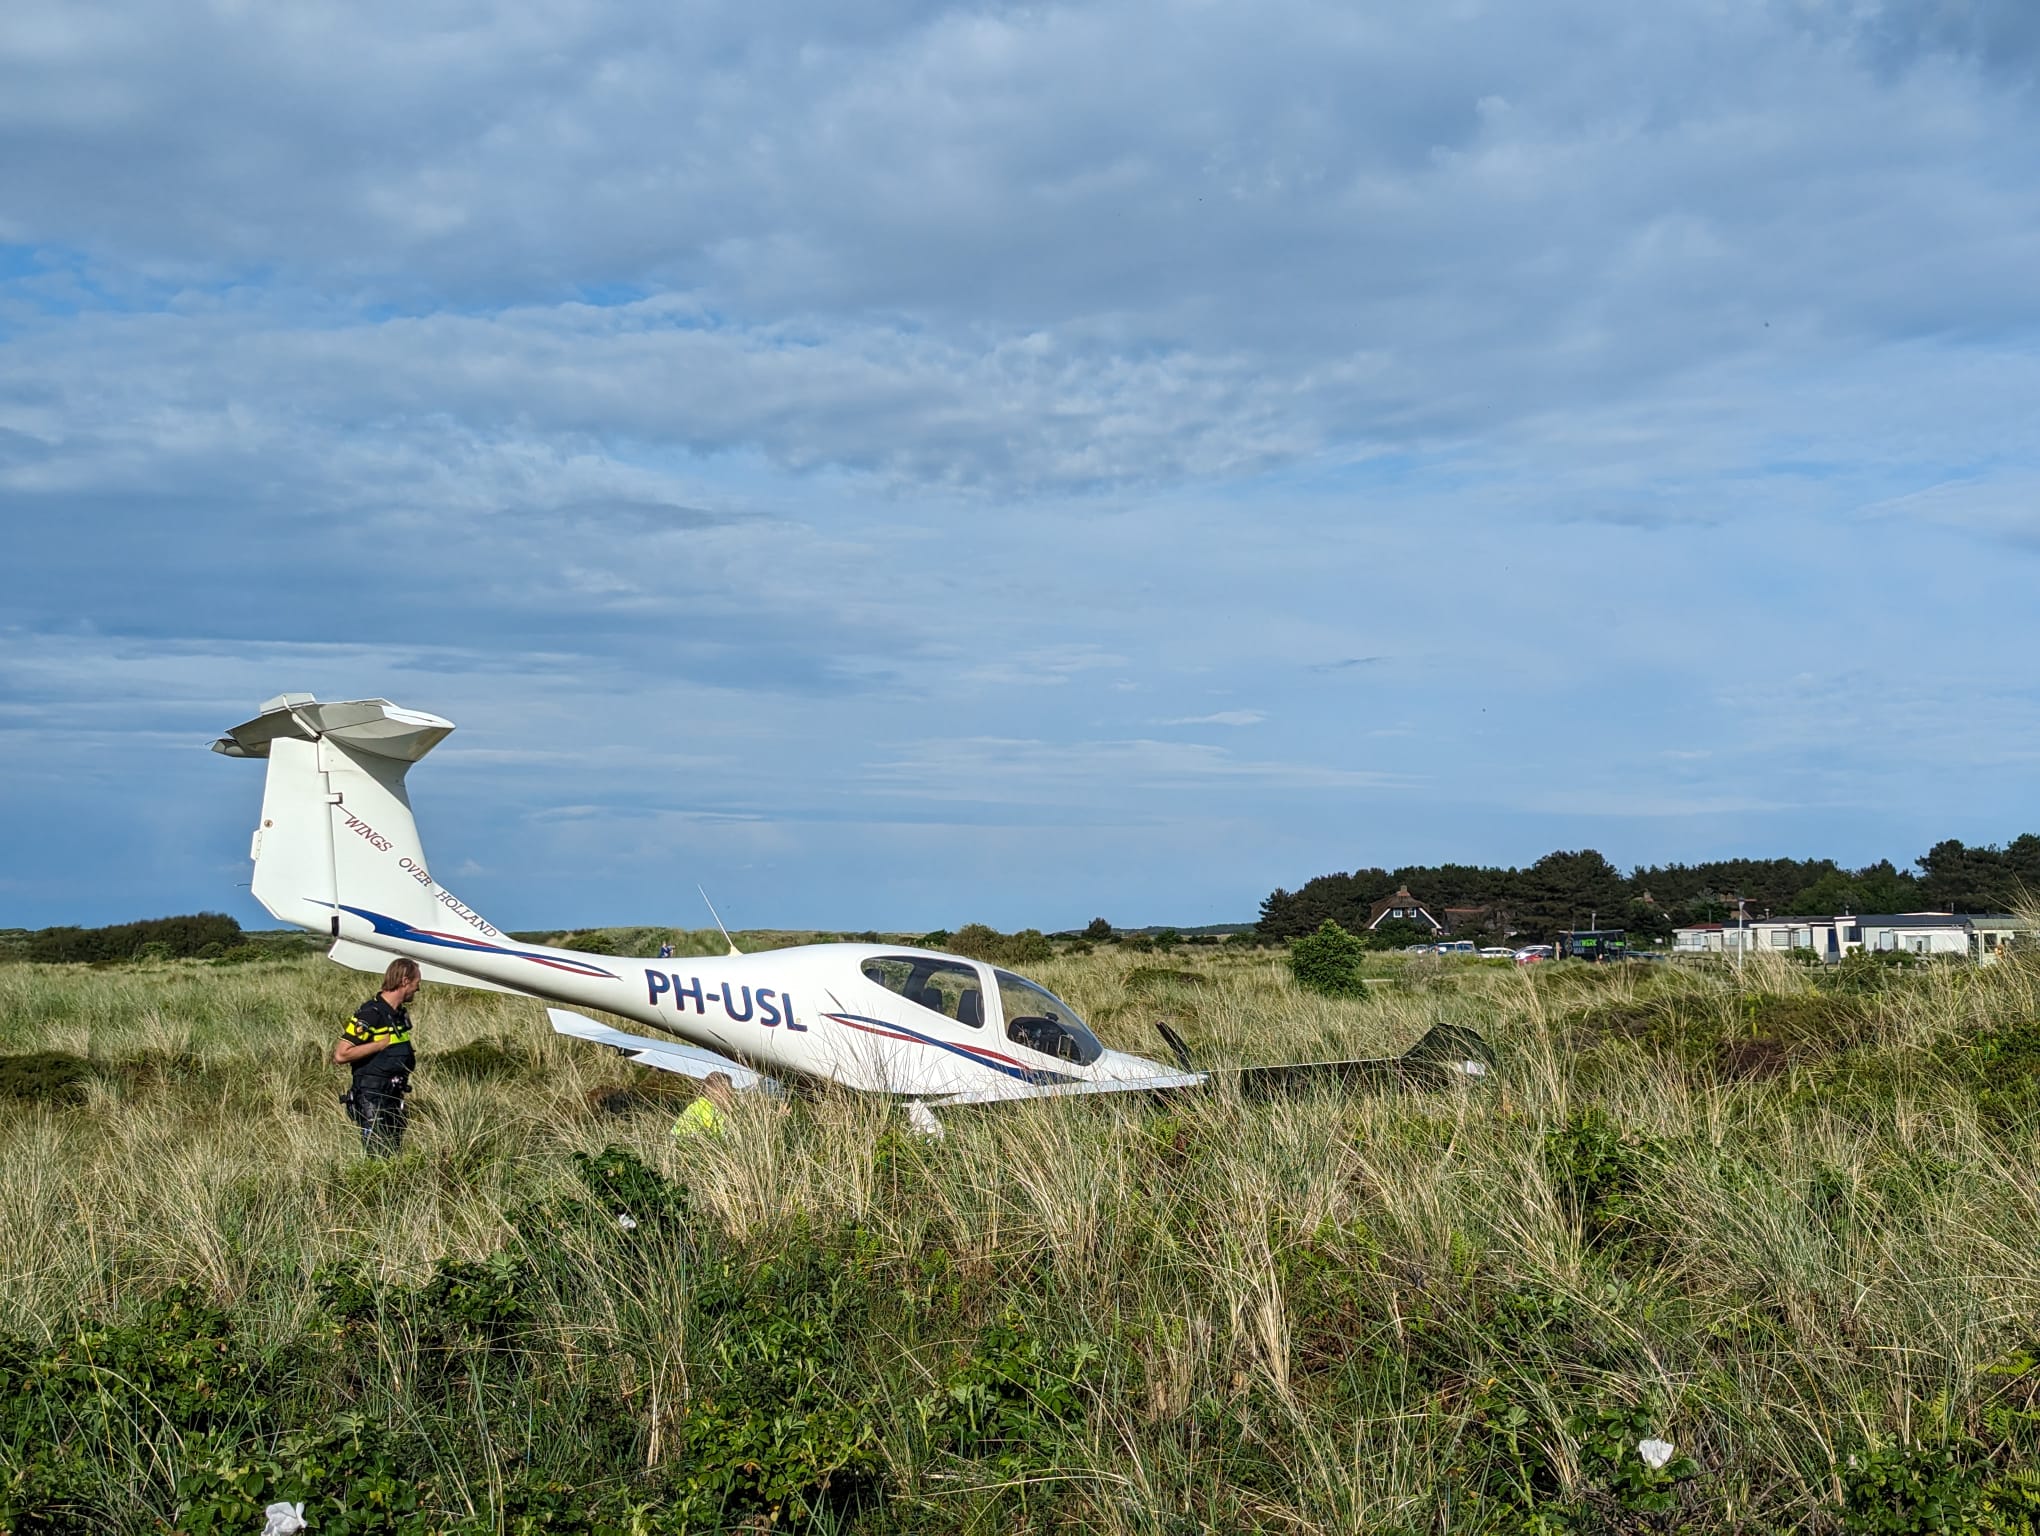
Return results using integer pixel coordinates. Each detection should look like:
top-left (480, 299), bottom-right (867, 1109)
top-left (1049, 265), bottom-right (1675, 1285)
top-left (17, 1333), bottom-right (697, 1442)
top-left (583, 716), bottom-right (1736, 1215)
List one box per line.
top-left (214, 694), bottom-right (494, 959)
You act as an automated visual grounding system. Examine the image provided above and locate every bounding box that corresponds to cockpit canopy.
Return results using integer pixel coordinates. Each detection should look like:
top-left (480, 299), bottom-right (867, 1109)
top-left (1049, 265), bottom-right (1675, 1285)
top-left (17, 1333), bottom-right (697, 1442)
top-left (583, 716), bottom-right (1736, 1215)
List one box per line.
top-left (860, 955), bottom-right (985, 1025)
top-left (859, 955), bottom-right (1105, 1066)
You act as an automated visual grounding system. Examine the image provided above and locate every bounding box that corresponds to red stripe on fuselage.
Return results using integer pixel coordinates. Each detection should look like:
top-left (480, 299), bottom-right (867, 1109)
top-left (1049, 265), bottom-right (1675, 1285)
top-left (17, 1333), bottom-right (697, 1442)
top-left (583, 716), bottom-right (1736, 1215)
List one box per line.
top-left (829, 1013), bottom-right (1036, 1071)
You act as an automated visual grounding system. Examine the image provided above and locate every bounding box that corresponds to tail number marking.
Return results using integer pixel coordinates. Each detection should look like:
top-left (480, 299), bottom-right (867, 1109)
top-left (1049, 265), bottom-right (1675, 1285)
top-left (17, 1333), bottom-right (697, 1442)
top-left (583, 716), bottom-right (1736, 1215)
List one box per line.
top-left (645, 970), bottom-right (802, 1031)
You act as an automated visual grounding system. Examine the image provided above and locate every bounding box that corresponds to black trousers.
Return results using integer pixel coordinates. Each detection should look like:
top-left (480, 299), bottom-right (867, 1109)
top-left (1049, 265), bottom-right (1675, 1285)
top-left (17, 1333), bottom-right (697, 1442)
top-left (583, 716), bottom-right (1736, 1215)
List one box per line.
top-left (348, 1076), bottom-right (409, 1155)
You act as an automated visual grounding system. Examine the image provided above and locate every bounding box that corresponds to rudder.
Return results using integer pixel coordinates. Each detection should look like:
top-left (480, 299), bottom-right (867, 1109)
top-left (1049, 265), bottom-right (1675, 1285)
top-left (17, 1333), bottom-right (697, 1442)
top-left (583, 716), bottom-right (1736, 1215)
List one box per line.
top-left (216, 694), bottom-right (473, 943)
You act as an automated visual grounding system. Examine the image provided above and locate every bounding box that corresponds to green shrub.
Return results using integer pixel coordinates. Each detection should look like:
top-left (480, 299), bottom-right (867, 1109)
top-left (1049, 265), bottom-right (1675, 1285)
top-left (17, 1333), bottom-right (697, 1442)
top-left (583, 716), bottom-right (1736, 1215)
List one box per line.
top-left (1573, 1397), bottom-right (1701, 1516)
top-left (1003, 928), bottom-right (1052, 964)
top-left (1939, 1019), bottom-right (2040, 1129)
top-left (1289, 919), bottom-right (1369, 997)
top-left (948, 923), bottom-right (1003, 959)
top-left (0, 1288), bottom-right (272, 1529)
top-left (1368, 917), bottom-right (1434, 951)
top-left (1841, 1441), bottom-right (1984, 1533)
top-left (1124, 966), bottom-right (1207, 994)
top-left (565, 1144), bottom-right (698, 1231)
top-left (920, 1309), bottom-right (1099, 1474)
top-left (0, 1050), bottom-right (93, 1104)
top-left (1544, 1109), bottom-right (1662, 1253)
top-left (668, 1243), bottom-right (884, 1524)
top-left (947, 923), bottom-right (1052, 967)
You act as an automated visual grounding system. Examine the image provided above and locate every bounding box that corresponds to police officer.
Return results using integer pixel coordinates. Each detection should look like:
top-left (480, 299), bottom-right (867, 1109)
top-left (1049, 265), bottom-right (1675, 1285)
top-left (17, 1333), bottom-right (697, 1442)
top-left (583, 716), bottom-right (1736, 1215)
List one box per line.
top-left (334, 957), bottom-right (420, 1155)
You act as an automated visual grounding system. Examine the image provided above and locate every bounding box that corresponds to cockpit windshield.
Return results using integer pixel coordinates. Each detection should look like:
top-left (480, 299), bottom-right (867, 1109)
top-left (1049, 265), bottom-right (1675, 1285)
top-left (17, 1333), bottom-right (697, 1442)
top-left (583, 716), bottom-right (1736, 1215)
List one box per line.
top-left (994, 970), bottom-right (1104, 1065)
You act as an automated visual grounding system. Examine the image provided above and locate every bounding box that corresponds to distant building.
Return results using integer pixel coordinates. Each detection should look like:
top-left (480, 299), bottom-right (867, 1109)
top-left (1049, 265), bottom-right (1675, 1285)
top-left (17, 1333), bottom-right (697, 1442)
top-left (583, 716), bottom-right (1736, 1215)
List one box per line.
top-left (1743, 918), bottom-right (1853, 958)
top-left (1969, 914), bottom-right (2027, 961)
top-left (1672, 923), bottom-right (1726, 954)
top-left (1671, 912), bottom-right (2030, 962)
top-left (1442, 904), bottom-right (1513, 937)
top-left (1367, 886), bottom-right (1444, 934)
top-left (1854, 913), bottom-right (1972, 957)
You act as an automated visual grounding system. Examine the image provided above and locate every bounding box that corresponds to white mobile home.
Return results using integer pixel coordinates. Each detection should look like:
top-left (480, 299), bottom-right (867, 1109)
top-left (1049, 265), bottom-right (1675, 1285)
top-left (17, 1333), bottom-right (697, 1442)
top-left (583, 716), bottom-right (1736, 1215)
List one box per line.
top-left (1854, 913), bottom-right (1973, 957)
top-left (1672, 912), bottom-right (2021, 962)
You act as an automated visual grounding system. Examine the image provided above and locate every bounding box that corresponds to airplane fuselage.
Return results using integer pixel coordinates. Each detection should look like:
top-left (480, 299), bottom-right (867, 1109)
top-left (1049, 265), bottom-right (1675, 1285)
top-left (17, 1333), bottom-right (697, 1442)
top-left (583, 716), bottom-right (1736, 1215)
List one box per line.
top-left (328, 900), bottom-right (1183, 1101)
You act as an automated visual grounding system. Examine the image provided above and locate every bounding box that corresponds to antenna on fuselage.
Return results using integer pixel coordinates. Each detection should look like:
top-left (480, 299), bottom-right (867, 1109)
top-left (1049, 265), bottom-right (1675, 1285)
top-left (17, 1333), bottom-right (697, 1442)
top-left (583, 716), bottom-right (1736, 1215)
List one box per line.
top-left (699, 885), bottom-right (742, 956)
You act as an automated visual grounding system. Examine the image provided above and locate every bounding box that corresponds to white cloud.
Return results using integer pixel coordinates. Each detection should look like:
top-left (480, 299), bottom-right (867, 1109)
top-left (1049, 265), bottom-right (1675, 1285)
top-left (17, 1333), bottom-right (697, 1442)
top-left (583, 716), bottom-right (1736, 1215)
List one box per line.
top-left (865, 735), bottom-right (1414, 801)
top-left (1160, 710), bottom-right (1266, 727)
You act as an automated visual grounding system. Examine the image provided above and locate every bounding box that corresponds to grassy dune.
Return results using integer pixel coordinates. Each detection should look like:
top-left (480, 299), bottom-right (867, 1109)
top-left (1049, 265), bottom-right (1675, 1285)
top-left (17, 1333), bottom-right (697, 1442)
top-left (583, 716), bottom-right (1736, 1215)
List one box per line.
top-left (4, 947), bottom-right (2040, 1532)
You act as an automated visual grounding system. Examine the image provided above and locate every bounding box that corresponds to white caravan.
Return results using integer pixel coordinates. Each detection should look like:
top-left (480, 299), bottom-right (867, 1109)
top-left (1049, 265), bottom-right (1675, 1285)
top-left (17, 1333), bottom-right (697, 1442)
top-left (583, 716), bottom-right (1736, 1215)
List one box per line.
top-left (216, 695), bottom-right (1486, 1116)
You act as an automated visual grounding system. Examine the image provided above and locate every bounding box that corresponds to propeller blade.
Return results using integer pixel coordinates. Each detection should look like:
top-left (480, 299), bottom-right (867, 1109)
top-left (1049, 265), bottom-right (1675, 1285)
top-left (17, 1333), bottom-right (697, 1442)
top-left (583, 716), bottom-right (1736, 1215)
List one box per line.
top-left (1157, 1020), bottom-right (1195, 1072)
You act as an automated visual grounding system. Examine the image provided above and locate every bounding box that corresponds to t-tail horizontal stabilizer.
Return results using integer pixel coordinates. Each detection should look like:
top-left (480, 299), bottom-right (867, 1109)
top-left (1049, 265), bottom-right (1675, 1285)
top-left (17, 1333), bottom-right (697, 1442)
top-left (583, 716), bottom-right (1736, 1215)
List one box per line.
top-left (546, 1009), bottom-right (782, 1095)
top-left (212, 694), bottom-right (454, 762)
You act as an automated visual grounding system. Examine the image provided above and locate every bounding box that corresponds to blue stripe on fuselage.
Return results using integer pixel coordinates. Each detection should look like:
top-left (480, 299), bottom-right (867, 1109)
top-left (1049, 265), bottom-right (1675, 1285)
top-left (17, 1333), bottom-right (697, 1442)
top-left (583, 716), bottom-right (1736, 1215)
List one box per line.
top-left (329, 904), bottom-right (620, 979)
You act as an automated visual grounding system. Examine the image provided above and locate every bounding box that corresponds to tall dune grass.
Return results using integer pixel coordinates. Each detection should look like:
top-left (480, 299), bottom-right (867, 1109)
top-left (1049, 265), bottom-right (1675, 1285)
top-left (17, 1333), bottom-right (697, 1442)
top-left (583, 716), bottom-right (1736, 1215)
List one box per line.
top-left (4, 946), bottom-right (2039, 1531)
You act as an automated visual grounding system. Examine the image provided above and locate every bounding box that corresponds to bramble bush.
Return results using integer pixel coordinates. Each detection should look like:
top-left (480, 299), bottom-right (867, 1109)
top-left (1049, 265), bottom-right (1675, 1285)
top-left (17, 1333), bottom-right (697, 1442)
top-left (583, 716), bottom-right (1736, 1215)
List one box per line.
top-left (1543, 1108), bottom-right (1664, 1254)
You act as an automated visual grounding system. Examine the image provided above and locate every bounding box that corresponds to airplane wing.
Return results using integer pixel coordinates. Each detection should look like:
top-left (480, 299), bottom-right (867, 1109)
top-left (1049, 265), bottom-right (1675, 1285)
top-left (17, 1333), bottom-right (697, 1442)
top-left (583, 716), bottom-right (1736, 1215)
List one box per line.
top-left (927, 1021), bottom-right (1493, 1107)
top-left (547, 1008), bottom-right (782, 1095)
top-left (1228, 1054), bottom-right (1485, 1098)
top-left (1227, 1020), bottom-right (1495, 1097)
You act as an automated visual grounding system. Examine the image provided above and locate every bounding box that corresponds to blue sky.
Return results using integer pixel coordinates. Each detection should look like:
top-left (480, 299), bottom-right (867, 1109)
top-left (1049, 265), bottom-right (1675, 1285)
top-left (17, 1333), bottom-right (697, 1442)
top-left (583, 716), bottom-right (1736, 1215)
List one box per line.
top-left (3, 0), bottom-right (2038, 933)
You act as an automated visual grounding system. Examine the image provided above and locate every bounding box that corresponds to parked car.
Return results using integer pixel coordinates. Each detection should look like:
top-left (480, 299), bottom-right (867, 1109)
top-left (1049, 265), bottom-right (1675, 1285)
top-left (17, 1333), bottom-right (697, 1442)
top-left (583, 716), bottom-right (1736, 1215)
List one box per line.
top-left (1514, 944), bottom-right (1554, 964)
top-left (1433, 939), bottom-right (1476, 956)
top-left (1403, 943), bottom-right (1435, 954)
top-left (1477, 946), bottom-right (1514, 959)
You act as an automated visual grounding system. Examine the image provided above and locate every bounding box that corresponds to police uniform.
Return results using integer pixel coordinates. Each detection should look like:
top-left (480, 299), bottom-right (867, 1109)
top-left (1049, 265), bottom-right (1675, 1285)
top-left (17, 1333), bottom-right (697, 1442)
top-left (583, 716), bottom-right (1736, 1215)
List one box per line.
top-left (340, 995), bottom-right (415, 1154)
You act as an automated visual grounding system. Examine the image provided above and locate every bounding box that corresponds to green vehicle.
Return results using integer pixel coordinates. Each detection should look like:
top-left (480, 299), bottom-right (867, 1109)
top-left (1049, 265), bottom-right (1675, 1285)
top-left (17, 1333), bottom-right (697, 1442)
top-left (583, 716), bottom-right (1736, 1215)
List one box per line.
top-left (1557, 929), bottom-right (1627, 962)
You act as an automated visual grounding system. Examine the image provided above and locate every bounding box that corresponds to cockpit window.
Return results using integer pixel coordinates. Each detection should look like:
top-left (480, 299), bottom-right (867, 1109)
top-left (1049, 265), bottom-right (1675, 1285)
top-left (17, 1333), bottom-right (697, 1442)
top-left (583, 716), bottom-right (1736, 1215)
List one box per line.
top-left (994, 970), bottom-right (1104, 1065)
top-left (861, 956), bottom-right (988, 1027)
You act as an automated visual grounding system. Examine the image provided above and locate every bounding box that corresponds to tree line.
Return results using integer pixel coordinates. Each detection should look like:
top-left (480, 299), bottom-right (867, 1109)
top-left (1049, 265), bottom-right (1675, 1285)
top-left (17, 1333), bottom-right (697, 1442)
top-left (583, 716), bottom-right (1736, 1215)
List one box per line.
top-left (1257, 836), bottom-right (2040, 945)
top-left (6, 913), bottom-right (245, 963)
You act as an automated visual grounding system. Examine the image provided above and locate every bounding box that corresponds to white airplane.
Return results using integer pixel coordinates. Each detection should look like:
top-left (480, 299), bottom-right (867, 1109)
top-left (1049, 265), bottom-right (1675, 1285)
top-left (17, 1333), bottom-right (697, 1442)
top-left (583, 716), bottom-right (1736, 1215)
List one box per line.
top-left (215, 694), bottom-right (1488, 1123)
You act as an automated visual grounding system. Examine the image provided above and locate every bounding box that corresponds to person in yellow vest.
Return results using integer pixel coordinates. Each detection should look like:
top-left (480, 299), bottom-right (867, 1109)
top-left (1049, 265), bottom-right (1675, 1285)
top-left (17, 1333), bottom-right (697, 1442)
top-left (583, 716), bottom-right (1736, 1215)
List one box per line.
top-left (673, 1072), bottom-right (734, 1138)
